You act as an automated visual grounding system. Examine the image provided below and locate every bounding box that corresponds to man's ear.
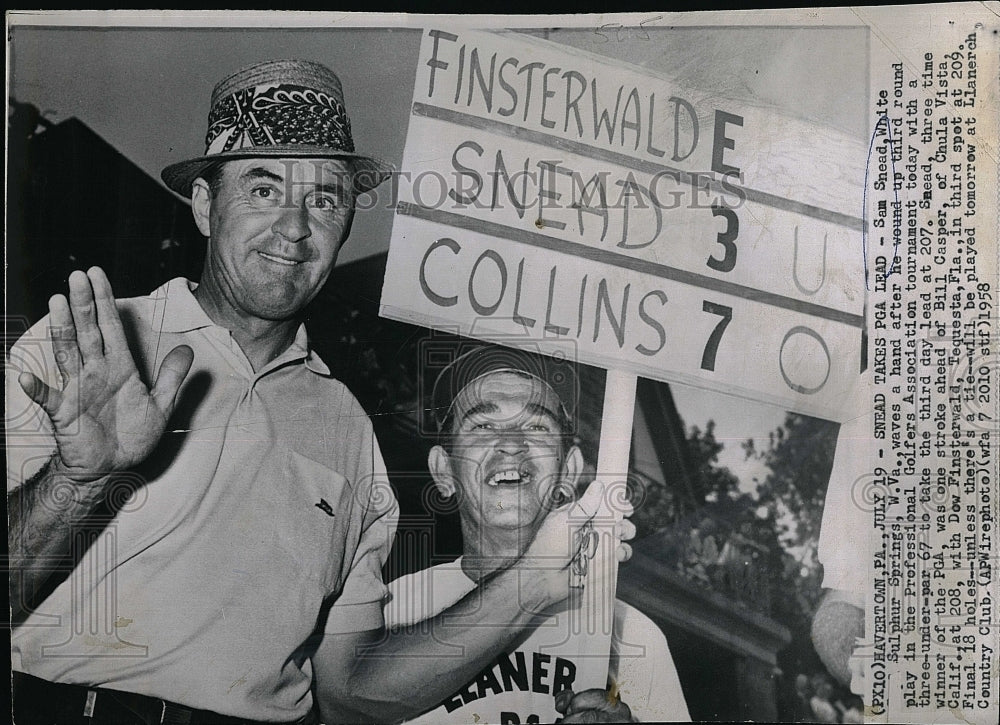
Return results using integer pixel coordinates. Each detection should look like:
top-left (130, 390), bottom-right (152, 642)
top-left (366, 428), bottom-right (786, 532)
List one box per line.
top-left (341, 205), bottom-right (356, 241)
top-left (561, 445), bottom-right (584, 489)
top-left (428, 445), bottom-right (456, 498)
top-left (191, 178), bottom-right (213, 238)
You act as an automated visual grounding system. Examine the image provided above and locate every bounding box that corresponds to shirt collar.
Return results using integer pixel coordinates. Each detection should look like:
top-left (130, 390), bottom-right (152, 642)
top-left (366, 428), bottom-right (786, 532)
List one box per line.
top-left (150, 278), bottom-right (214, 333)
top-left (150, 278), bottom-right (332, 377)
top-left (289, 323), bottom-right (332, 377)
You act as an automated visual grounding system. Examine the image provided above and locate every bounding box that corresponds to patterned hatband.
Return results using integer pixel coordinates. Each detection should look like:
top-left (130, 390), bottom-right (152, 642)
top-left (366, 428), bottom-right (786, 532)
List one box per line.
top-left (161, 59), bottom-right (392, 197)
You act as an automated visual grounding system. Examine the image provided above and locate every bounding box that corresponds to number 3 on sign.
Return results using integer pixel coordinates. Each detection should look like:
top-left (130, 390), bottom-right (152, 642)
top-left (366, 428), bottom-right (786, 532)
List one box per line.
top-left (708, 205), bottom-right (738, 273)
top-left (700, 300), bottom-right (732, 372)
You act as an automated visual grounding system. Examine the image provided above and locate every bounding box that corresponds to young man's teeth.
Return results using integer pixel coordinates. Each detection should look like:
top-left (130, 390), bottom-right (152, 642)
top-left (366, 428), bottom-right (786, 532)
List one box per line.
top-left (488, 470), bottom-right (530, 486)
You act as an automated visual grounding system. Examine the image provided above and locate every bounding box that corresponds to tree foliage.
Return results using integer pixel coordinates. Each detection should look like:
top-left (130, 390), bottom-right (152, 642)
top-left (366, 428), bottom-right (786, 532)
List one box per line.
top-left (744, 413), bottom-right (839, 555)
top-left (668, 412), bottom-right (843, 715)
top-left (687, 420), bottom-right (741, 502)
top-left (743, 412), bottom-right (842, 711)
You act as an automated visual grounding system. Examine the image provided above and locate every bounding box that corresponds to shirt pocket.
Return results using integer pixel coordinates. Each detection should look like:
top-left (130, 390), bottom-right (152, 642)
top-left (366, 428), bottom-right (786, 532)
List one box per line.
top-left (250, 448), bottom-right (356, 598)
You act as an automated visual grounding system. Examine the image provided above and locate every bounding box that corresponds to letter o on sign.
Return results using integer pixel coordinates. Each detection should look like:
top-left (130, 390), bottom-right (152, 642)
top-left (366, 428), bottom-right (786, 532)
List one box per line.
top-left (779, 325), bottom-right (831, 394)
top-left (468, 250), bottom-right (507, 316)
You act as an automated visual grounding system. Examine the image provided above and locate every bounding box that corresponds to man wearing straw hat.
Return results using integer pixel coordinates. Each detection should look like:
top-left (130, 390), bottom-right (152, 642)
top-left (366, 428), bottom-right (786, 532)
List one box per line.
top-left (7, 60), bottom-right (618, 724)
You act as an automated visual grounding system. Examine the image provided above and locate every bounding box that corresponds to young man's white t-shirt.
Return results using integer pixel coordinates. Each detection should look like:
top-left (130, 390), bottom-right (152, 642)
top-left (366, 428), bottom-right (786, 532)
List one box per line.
top-left (385, 559), bottom-right (690, 723)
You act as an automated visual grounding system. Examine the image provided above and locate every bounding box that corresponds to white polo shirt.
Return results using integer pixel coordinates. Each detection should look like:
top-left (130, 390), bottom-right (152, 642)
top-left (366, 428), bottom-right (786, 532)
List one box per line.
top-left (7, 278), bottom-right (397, 721)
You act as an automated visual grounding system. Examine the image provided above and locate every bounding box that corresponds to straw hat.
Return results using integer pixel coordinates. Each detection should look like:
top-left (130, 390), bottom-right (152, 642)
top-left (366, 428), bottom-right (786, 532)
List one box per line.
top-left (161, 59), bottom-right (393, 197)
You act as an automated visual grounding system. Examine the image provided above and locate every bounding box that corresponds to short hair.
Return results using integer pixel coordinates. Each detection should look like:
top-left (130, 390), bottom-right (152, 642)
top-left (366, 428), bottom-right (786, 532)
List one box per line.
top-left (196, 161), bottom-right (227, 198)
top-left (429, 345), bottom-right (577, 434)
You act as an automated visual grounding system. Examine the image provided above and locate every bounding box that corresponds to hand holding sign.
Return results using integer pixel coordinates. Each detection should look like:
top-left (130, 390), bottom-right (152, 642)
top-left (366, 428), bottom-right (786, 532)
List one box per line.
top-left (554, 688), bottom-right (638, 723)
top-left (518, 478), bottom-right (635, 608)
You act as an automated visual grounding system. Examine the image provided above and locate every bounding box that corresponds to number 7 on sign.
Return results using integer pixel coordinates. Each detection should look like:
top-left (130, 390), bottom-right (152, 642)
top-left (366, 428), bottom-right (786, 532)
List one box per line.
top-left (701, 300), bottom-right (733, 372)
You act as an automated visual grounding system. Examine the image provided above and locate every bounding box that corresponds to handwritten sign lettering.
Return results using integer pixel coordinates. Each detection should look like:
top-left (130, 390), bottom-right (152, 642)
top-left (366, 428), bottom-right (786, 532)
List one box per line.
top-left (382, 29), bottom-right (869, 421)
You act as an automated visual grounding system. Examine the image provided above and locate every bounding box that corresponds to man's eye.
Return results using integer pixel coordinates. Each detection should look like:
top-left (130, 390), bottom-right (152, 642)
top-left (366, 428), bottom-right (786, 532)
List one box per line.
top-left (472, 422), bottom-right (495, 431)
top-left (309, 193), bottom-right (343, 211)
top-left (527, 424), bottom-right (551, 433)
top-left (251, 186), bottom-right (278, 200)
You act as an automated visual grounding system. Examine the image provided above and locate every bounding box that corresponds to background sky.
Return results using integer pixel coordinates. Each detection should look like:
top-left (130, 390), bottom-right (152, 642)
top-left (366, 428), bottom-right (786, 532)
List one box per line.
top-left (7, 18), bottom-right (868, 483)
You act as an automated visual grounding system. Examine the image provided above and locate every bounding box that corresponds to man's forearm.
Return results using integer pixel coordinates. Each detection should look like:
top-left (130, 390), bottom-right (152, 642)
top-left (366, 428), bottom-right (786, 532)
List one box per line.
top-left (315, 564), bottom-right (560, 723)
top-left (8, 456), bottom-right (111, 621)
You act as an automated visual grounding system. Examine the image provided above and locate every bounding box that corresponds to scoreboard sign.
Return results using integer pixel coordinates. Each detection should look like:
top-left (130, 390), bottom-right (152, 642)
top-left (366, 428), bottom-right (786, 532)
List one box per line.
top-left (381, 29), bottom-right (868, 421)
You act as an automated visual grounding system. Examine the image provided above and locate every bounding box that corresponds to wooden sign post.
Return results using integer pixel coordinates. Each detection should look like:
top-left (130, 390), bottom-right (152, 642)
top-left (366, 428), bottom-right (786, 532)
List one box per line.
top-left (565, 369), bottom-right (639, 686)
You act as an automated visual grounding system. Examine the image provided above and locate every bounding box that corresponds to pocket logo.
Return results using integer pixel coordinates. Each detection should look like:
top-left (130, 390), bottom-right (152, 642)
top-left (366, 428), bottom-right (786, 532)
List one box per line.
top-left (315, 498), bottom-right (335, 517)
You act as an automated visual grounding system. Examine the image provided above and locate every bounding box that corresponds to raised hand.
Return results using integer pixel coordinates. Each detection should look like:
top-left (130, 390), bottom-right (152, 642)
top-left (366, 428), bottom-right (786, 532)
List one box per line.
top-left (17, 268), bottom-right (194, 483)
top-left (518, 481), bottom-right (635, 606)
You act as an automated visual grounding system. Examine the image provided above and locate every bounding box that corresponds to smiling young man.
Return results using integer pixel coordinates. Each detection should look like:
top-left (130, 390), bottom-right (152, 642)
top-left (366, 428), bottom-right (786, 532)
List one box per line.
top-left (385, 345), bottom-right (691, 724)
top-left (433, 367), bottom-right (574, 553)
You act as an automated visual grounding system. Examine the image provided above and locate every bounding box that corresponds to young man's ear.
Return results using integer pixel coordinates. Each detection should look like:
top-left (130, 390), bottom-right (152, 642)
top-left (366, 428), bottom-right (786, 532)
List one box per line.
top-left (561, 445), bottom-right (584, 489)
top-left (428, 445), bottom-right (456, 498)
top-left (191, 178), bottom-right (213, 238)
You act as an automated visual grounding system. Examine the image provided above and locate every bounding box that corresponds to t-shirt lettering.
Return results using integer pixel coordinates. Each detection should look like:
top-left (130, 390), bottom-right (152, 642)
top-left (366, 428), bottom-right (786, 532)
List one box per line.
top-left (440, 651), bottom-right (578, 712)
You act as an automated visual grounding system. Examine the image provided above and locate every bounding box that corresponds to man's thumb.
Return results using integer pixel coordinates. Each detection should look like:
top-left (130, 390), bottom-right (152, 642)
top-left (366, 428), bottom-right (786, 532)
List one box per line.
top-left (151, 345), bottom-right (194, 414)
top-left (19, 371), bottom-right (57, 414)
top-left (554, 689), bottom-right (576, 714)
